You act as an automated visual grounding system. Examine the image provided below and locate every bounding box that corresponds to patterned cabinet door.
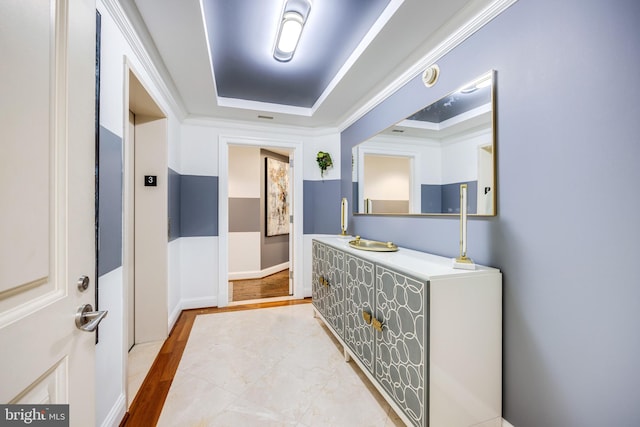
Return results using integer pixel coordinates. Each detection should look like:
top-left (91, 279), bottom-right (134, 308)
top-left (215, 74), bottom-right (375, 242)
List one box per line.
top-left (311, 241), bottom-right (328, 316)
top-left (375, 265), bottom-right (427, 427)
top-left (344, 253), bottom-right (376, 374)
top-left (323, 245), bottom-right (345, 337)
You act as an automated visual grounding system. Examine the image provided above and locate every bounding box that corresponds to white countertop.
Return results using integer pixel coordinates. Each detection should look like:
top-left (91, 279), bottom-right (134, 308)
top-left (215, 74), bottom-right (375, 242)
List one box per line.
top-left (313, 235), bottom-right (500, 281)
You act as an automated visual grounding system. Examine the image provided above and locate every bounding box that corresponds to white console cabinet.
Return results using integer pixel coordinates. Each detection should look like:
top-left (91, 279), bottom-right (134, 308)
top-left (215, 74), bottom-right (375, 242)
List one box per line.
top-left (311, 237), bottom-right (502, 427)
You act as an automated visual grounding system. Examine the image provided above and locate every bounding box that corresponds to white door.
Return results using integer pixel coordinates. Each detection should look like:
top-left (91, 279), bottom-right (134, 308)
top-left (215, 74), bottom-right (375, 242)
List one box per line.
top-left (0, 0), bottom-right (98, 425)
top-left (288, 156), bottom-right (294, 295)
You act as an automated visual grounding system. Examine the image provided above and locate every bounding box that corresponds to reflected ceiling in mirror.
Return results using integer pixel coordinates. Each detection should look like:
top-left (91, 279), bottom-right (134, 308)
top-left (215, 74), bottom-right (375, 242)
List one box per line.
top-left (352, 70), bottom-right (496, 216)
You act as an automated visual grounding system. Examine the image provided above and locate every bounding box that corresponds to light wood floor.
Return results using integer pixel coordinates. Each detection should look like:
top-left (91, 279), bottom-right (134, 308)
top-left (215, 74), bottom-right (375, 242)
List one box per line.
top-left (120, 299), bottom-right (312, 427)
top-left (230, 269), bottom-right (290, 302)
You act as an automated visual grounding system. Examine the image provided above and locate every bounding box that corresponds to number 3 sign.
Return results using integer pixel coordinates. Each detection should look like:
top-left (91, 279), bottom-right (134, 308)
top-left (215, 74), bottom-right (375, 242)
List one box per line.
top-left (144, 175), bottom-right (157, 187)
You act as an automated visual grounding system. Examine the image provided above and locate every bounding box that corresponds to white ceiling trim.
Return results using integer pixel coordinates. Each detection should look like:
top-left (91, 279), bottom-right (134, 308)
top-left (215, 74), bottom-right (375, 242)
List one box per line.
top-left (100, 0), bottom-right (187, 120)
top-left (337, 0), bottom-right (519, 132)
top-left (309, 0), bottom-right (405, 115)
top-left (183, 116), bottom-right (340, 138)
top-left (216, 96), bottom-right (313, 117)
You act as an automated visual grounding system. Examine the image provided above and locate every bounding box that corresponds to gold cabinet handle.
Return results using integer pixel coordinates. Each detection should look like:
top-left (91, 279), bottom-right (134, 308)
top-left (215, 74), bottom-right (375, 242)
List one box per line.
top-left (362, 310), bottom-right (372, 324)
top-left (318, 276), bottom-right (329, 287)
top-left (372, 318), bottom-right (383, 333)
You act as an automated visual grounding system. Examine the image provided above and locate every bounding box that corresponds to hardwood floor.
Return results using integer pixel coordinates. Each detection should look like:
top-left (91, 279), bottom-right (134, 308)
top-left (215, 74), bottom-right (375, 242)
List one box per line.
top-left (230, 269), bottom-right (290, 302)
top-left (120, 298), bottom-right (312, 427)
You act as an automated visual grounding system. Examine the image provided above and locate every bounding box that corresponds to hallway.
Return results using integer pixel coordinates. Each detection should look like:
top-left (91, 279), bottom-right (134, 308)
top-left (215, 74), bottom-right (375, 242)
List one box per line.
top-left (123, 301), bottom-right (404, 426)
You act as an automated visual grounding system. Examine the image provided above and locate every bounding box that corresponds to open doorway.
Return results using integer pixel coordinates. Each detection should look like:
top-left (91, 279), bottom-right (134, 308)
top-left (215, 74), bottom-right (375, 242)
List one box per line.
top-left (218, 136), bottom-right (303, 308)
top-left (123, 63), bottom-right (168, 407)
top-left (227, 146), bottom-right (293, 303)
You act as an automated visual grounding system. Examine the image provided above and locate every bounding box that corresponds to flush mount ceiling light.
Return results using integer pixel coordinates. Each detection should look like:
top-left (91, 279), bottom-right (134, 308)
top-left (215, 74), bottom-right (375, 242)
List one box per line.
top-left (273, 0), bottom-right (312, 62)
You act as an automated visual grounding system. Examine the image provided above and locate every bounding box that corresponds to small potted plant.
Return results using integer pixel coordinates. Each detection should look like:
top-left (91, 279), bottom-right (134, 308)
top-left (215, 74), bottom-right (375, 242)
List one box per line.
top-left (316, 151), bottom-right (333, 179)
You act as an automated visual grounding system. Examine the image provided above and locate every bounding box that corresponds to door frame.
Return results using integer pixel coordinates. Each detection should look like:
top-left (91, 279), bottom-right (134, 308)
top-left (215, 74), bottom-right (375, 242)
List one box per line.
top-left (122, 59), bottom-right (169, 403)
top-left (218, 135), bottom-right (304, 307)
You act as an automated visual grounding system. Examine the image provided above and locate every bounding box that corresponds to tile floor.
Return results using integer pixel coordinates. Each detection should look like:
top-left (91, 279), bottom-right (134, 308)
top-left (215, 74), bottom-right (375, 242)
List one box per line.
top-left (157, 304), bottom-right (405, 426)
top-left (127, 340), bottom-right (164, 406)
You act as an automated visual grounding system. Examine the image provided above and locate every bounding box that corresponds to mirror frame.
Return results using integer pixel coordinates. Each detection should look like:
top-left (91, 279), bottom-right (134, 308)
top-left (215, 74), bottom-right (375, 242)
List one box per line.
top-left (352, 69), bottom-right (496, 217)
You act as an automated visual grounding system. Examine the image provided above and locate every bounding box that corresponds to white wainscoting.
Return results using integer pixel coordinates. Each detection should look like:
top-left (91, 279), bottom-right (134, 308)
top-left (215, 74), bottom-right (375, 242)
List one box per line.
top-left (96, 266), bottom-right (126, 427)
top-left (178, 236), bottom-right (219, 311)
top-left (228, 231), bottom-right (260, 274)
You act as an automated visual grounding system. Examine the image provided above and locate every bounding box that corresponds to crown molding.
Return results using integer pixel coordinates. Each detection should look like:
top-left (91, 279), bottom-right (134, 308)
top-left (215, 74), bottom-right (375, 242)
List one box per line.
top-left (183, 115), bottom-right (339, 138)
top-left (216, 97), bottom-right (313, 117)
top-left (337, 0), bottom-right (519, 132)
top-left (99, 0), bottom-right (187, 120)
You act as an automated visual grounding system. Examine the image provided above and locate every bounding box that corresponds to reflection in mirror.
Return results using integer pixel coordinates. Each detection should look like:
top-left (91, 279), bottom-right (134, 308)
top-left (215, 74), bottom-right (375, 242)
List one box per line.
top-left (352, 70), bottom-right (495, 216)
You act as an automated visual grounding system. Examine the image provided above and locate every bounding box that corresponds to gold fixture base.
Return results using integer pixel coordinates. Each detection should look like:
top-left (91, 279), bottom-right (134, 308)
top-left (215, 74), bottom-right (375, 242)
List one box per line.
top-left (348, 236), bottom-right (398, 252)
top-left (453, 256), bottom-right (476, 270)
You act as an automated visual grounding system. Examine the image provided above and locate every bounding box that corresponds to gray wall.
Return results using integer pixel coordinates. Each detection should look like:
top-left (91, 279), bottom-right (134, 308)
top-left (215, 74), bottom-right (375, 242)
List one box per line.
top-left (303, 179), bottom-right (341, 234)
top-left (180, 175), bottom-right (218, 237)
top-left (342, 0), bottom-right (640, 426)
top-left (168, 168), bottom-right (181, 241)
top-left (98, 126), bottom-right (122, 276)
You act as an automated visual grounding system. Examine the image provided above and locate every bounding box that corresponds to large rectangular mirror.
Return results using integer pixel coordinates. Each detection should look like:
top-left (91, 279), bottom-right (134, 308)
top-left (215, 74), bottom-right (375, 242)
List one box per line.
top-left (352, 70), bottom-right (496, 216)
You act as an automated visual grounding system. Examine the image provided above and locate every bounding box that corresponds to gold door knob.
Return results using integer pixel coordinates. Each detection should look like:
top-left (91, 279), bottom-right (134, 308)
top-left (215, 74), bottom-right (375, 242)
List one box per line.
top-left (372, 318), bottom-right (383, 333)
top-left (362, 310), bottom-right (372, 324)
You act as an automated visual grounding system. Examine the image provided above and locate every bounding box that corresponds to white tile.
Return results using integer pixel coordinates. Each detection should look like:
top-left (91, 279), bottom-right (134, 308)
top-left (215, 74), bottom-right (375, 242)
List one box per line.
top-left (127, 340), bottom-right (163, 406)
top-left (158, 304), bottom-right (404, 426)
top-left (157, 371), bottom-right (238, 427)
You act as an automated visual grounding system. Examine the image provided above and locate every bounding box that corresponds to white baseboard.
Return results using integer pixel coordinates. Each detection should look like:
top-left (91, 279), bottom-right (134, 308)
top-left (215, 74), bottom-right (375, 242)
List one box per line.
top-left (181, 296), bottom-right (218, 310)
top-left (168, 302), bottom-right (182, 332)
top-left (303, 284), bottom-right (312, 298)
top-left (503, 418), bottom-right (515, 427)
top-left (228, 262), bottom-right (289, 281)
top-left (100, 392), bottom-right (126, 427)
top-left (168, 296), bottom-right (219, 331)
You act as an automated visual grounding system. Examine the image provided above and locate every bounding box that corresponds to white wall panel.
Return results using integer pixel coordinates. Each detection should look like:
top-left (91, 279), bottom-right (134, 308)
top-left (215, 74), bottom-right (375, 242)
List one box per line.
top-left (95, 267), bottom-right (125, 427)
top-left (179, 237), bottom-right (219, 309)
top-left (168, 238), bottom-right (181, 330)
top-left (168, 115), bottom-right (182, 172)
top-left (180, 124), bottom-right (219, 176)
top-left (181, 119), bottom-right (340, 181)
top-left (228, 145), bottom-right (260, 198)
top-left (228, 232), bottom-right (261, 274)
